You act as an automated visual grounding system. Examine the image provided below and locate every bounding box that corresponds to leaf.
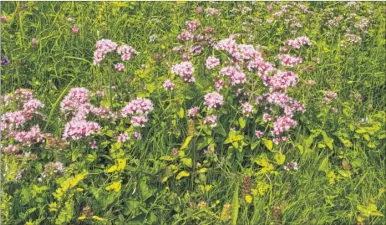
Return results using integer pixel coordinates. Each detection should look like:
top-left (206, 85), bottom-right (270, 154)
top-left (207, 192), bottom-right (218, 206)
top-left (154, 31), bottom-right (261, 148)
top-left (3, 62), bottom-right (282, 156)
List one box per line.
top-left (318, 156), bottom-right (330, 174)
top-left (178, 108), bottom-right (184, 118)
top-left (274, 153), bottom-right (286, 165)
top-left (264, 139), bottom-right (273, 151)
top-left (105, 181), bottom-right (121, 192)
top-left (239, 117), bottom-right (246, 129)
top-left (180, 136), bottom-right (192, 150)
top-left (176, 171), bottom-right (190, 180)
top-left (159, 156), bottom-right (174, 161)
top-left (182, 158), bottom-right (192, 168)
top-left (117, 159), bottom-right (126, 170)
top-left (232, 184), bottom-right (239, 225)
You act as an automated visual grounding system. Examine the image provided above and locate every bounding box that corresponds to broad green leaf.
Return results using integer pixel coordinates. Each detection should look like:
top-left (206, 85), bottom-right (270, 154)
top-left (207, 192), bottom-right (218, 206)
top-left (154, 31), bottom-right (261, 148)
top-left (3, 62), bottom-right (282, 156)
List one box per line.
top-left (176, 171), bottom-right (190, 180)
top-left (264, 139), bottom-right (273, 151)
top-left (180, 136), bottom-right (192, 150)
top-left (274, 153), bottom-right (286, 165)
top-left (182, 158), bottom-right (192, 168)
top-left (239, 117), bottom-right (246, 129)
top-left (178, 108), bottom-right (184, 118)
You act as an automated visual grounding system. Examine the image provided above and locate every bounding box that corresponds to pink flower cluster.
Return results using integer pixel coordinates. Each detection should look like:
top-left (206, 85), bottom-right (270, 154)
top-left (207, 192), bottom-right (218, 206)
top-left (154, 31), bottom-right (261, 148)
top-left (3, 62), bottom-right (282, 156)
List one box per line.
top-left (121, 98), bottom-right (153, 127)
top-left (117, 45), bottom-right (137, 61)
top-left (121, 98), bottom-right (153, 116)
top-left (204, 92), bottom-right (224, 110)
top-left (93, 39), bottom-right (137, 65)
top-left (272, 116), bottom-right (297, 136)
top-left (62, 120), bottom-right (101, 140)
top-left (205, 56), bottom-right (220, 70)
top-left (204, 115), bottom-right (217, 127)
top-left (220, 66), bottom-right (247, 86)
top-left (266, 71), bottom-right (299, 92)
top-left (1, 89), bottom-right (53, 151)
top-left (188, 106), bottom-right (200, 118)
top-left (276, 54), bottom-right (303, 67)
top-left (114, 63), bottom-right (125, 71)
top-left (171, 61), bottom-right (195, 83)
top-left (241, 102), bottom-right (253, 117)
top-left (163, 79), bottom-right (175, 90)
top-left (93, 39), bottom-right (118, 65)
top-left (185, 20), bottom-right (201, 32)
top-left (284, 36), bottom-right (311, 49)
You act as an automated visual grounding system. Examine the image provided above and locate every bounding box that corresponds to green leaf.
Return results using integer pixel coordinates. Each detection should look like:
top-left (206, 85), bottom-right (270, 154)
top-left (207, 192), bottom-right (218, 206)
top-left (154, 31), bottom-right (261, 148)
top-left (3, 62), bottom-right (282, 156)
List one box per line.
top-left (264, 139), bottom-right (273, 151)
top-left (274, 153), bottom-right (286, 165)
top-left (239, 117), bottom-right (246, 129)
top-left (232, 184), bottom-right (239, 225)
top-left (180, 136), bottom-right (192, 150)
top-left (176, 171), bottom-right (190, 180)
top-left (318, 156), bottom-right (330, 174)
top-left (182, 158), bottom-right (192, 168)
top-left (178, 108), bottom-right (184, 118)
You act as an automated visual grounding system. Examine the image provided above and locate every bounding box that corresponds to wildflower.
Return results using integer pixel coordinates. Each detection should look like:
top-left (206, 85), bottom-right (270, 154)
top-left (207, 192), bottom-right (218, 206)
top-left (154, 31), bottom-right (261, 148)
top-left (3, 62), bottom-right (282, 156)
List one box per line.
top-left (272, 116), bottom-right (297, 136)
top-left (3, 145), bottom-right (20, 154)
top-left (324, 91), bottom-right (337, 104)
top-left (114, 63), bottom-right (125, 71)
top-left (220, 66), bottom-right (246, 86)
top-left (263, 113), bottom-right (272, 122)
top-left (204, 92), bottom-right (224, 110)
top-left (185, 20), bottom-right (200, 32)
top-left (72, 27), bottom-right (79, 34)
top-left (133, 131), bottom-right (142, 140)
top-left (171, 61), bottom-right (195, 83)
top-left (196, 7), bottom-right (202, 14)
top-left (205, 56), bottom-right (220, 70)
top-left (118, 133), bottom-right (128, 143)
top-left (177, 30), bottom-right (193, 42)
top-left (189, 45), bottom-right (202, 55)
top-left (267, 4), bottom-right (273, 11)
top-left (60, 88), bottom-right (89, 112)
top-left (276, 54), bottom-right (303, 67)
top-left (255, 130), bottom-right (264, 138)
top-left (62, 120), bottom-right (101, 140)
top-left (31, 38), bottom-right (39, 47)
top-left (331, 107), bottom-right (338, 113)
top-left (121, 98), bottom-right (153, 117)
top-left (204, 115), bottom-right (217, 127)
top-left (188, 106), bottom-right (200, 118)
top-left (205, 8), bottom-right (220, 16)
top-left (42, 162), bottom-right (65, 178)
top-left (1, 56), bottom-right (10, 66)
top-left (117, 45), bottom-right (137, 61)
top-left (131, 115), bottom-right (148, 127)
top-left (66, 17), bottom-right (74, 23)
top-left (215, 79), bottom-right (225, 91)
top-left (89, 141), bottom-right (97, 149)
top-left (163, 79), bottom-right (175, 90)
top-left (241, 102), bottom-right (253, 116)
top-left (284, 36), bottom-right (311, 49)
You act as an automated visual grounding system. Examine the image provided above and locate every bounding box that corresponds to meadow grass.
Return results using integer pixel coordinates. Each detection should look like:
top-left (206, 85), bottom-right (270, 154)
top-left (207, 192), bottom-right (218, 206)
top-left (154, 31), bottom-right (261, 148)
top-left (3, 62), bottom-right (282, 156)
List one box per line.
top-left (1, 2), bottom-right (385, 225)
